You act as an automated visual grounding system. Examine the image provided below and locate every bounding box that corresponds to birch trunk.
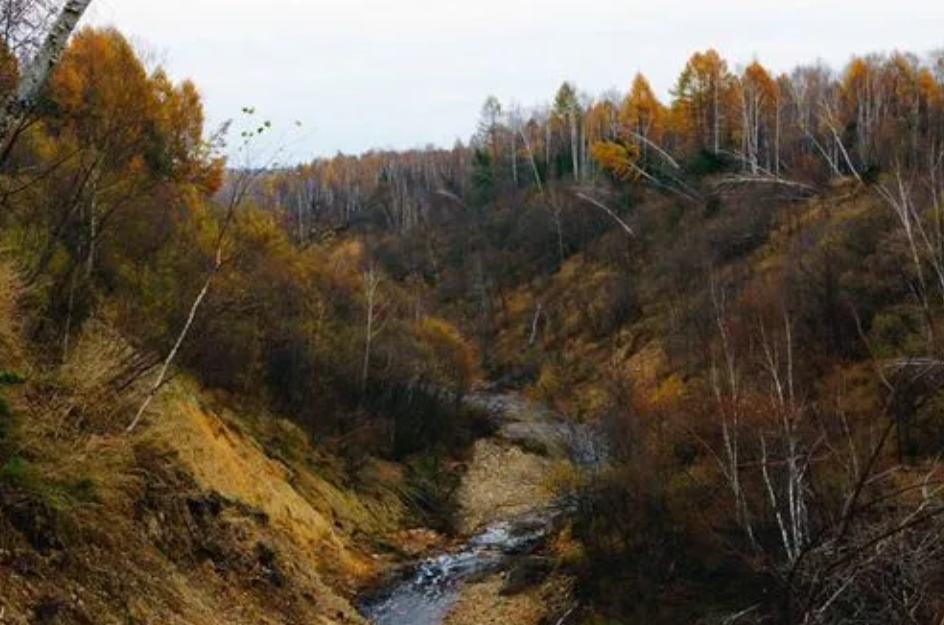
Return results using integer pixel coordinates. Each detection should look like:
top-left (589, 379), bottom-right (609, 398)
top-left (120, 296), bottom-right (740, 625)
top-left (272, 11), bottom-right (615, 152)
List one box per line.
top-left (510, 122), bottom-right (518, 187)
top-left (127, 168), bottom-right (253, 433)
top-left (127, 261), bottom-right (216, 433)
top-left (569, 112), bottom-right (579, 180)
top-left (774, 89), bottom-right (782, 176)
top-left (713, 77), bottom-right (720, 154)
top-left (361, 267), bottom-right (383, 397)
top-left (0, 0), bottom-right (93, 149)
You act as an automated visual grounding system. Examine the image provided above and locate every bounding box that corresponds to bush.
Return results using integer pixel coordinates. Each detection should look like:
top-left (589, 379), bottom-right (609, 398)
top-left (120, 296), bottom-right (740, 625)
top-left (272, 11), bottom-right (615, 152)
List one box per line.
top-left (0, 370), bottom-right (23, 440)
top-left (0, 453), bottom-right (98, 510)
top-left (402, 452), bottom-right (461, 531)
top-left (685, 149), bottom-right (736, 177)
top-left (0, 454), bottom-right (31, 484)
top-left (0, 371), bottom-right (24, 385)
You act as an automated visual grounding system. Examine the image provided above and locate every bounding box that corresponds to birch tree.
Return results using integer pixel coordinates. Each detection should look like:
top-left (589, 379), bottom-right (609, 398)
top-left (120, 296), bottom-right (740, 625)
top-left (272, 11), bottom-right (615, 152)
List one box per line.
top-left (673, 49), bottom-right (736, 155)
top-left (0, 0), bottom-right (92, 154)
top-left (360, 264), bottom-right (385, 397)
top-left (553, 81), bottom-right (582, 181)
top-left (127, 116), bottom-right (272, 432)
top-left (126, 168), bottom-right (251, 432)
top-left (507, 102), bottom-right (523, 188)
top-left (738, 61), bottom-right (777, 174)
top-left (708, 274), bottom-right (757, 550)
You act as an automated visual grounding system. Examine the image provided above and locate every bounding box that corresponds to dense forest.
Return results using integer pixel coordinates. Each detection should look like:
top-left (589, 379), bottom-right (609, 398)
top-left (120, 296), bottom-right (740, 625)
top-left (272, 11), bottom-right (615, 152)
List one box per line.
top-left (3, 2), bottom-right (944, 624)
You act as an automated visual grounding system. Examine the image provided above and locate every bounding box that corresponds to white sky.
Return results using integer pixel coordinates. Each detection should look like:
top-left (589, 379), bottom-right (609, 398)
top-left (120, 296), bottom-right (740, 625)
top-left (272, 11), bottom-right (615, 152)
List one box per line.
top-left (83, 0), bottom-right (944, 162)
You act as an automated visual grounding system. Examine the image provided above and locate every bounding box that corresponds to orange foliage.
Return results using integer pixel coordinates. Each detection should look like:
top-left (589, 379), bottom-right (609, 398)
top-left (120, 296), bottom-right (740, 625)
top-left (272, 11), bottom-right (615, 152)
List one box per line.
top-left (671, 49), bottom-right (738, 153)
top-left (620, 73), bottom-right (665, 146)
top-left (590, 140), bottom-right (640, 182)
top-left (411, 316), bottom-right (480, 391)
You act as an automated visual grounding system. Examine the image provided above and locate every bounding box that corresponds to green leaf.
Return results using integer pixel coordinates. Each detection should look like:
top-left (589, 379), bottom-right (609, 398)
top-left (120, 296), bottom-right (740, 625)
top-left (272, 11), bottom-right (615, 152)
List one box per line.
top-left (0, 371), bottom-right (24, 385)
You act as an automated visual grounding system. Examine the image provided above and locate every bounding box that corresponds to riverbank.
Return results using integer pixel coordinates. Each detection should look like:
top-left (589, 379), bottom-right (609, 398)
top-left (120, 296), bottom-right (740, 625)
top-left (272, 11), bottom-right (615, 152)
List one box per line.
top-left (443, 575), bottom-right (575, 625)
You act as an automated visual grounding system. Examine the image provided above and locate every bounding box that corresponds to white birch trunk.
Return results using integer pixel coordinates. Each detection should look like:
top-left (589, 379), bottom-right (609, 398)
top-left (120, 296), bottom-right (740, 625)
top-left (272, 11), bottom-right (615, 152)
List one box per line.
top-left (0, 0), bottom-right (93, 146)
top-left (361, 267), bottom-right (382, 396)
top-left (127, 167), bottom-right (256, 433)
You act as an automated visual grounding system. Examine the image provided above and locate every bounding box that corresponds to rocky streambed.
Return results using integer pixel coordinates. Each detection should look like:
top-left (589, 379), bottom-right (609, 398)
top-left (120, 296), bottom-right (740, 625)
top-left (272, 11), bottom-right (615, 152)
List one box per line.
top-left (357, 392), bottom-right (605, 625)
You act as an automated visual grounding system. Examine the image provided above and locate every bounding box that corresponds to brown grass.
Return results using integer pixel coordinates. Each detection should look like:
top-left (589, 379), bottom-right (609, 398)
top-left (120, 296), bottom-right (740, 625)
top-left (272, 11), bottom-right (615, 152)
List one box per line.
top-left (443, 574), bottom-right (574, 625)
top-left (0, 261), bottom-right (25, 370)
top-left (0, 307), bottom-right (384, 624)
top-left (144, 382), bottom-right (374, 583)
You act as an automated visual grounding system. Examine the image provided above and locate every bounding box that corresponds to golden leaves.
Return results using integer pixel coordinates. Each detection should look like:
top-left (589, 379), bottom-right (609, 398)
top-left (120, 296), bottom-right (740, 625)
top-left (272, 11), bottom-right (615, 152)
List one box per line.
top-left (590, 141), bottom-right (640, 182)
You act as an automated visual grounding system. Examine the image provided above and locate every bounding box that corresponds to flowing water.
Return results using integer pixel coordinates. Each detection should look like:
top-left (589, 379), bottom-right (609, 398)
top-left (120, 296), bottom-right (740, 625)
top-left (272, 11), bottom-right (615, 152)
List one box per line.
top-left (357, 392), bottom-right (606, 625)
top-left (357, 509), bottom-right (563, 625)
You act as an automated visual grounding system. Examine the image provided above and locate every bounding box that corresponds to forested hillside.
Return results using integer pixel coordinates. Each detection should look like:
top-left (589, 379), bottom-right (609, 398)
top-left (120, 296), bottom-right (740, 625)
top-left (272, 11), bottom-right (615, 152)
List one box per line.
top-left (255, 48), bottom-right (944, 624)
top-left (1, 4), bottom-right (944, 624)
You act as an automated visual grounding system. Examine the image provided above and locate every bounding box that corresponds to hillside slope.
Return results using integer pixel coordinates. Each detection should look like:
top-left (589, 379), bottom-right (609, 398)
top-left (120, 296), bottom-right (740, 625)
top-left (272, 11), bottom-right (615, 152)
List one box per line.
top-left (0, 263), bottom-right (405, 625)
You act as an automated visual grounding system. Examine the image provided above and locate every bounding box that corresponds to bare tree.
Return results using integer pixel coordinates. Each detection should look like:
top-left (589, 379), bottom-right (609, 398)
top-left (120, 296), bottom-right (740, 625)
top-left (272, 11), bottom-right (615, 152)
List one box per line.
top-left (707, 273), bottom-right (758, 549)
top-left (360, 264), bottom-right (385, 397)
top-left (507, 102), bottom-right (522, 188)
top-left (518, 116), bottom-right (564, 265)
top-left (0, 0), bottom-right (55, 61)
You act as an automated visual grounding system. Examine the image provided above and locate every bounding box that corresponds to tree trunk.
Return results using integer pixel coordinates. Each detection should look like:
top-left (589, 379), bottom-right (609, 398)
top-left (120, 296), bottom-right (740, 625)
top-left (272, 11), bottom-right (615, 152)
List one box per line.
top-left (569, 112), bottom-right (579, 180)
top-left (127, 167), bottom-right (252, 433)
top-left (510, 122), bottom-right (518, 187)
top-left (361, 267), bottom-right (382, 397)
top-left (0, 0), bottom-right (93, 152)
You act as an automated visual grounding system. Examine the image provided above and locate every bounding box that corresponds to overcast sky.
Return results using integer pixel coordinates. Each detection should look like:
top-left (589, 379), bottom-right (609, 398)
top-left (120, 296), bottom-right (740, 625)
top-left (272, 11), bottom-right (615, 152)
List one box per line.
top-left (83, 0), bottom-right (944, 162)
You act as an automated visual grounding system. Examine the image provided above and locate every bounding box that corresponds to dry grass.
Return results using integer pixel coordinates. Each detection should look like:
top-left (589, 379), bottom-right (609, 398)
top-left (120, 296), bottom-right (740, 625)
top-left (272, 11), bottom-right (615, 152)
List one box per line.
top-left (60, 319), bottom-right (153, 431)
top-left (143, 380), bottom-right (383, 586)
top-left (0, 306), bottom-right (378, 624)
top-left (443, 574), bottom-right (574, 625)
top-left (7, 321), bottom-right (148, 525)
top-left (0, 261), bottom-right (25, 370)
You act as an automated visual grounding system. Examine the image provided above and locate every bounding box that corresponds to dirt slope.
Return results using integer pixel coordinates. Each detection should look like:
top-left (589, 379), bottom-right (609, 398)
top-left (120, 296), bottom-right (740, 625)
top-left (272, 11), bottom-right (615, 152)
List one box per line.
top-left (0, 268), bottom-right (401, 624)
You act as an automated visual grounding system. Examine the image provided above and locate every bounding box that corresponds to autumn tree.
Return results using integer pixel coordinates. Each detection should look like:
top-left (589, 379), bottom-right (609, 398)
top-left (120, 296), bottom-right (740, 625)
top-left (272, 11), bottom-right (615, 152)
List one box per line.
top-left (672, 49), bottom-right (737, 157)
top-left (18, 28), bottom-right (222, 356)
top-left (590, 140), bottom-right (639, 183)
top-left (737, 60), bottom-right (778, 174)
top-left (839, 55), bottom-right (884, 168)
top-left (552, 81), bottom-right (583, 180)
top-left (619, 73), bottom-right (665, 163)
top-left (0, 0), bottom-right (93, 155)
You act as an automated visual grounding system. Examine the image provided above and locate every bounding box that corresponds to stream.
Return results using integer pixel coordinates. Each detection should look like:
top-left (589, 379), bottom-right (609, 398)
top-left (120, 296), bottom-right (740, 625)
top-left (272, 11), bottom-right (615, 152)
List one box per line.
top-left (356, 392), bottom-right (606, 625)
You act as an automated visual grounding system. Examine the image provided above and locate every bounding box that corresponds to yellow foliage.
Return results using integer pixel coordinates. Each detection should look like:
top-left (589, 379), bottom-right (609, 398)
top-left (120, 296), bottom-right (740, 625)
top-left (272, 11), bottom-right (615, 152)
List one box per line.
top-left (412, 316), bottom-right (480, 389)
top-left (620, 73), bottom-right (665, 145)
top-left (590, 141), bottom-right (640, 182)
top-left (329, 239), bottom-right (365, 274)
top-left (535, 363), bottom-right (563, 403)
top-left (651, 373), bottom-right (686, 406)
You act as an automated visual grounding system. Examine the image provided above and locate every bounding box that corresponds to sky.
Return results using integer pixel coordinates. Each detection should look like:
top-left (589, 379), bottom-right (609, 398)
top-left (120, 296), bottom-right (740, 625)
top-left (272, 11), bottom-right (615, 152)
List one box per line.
top-left (82, 0), bottom-right (944, 162)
